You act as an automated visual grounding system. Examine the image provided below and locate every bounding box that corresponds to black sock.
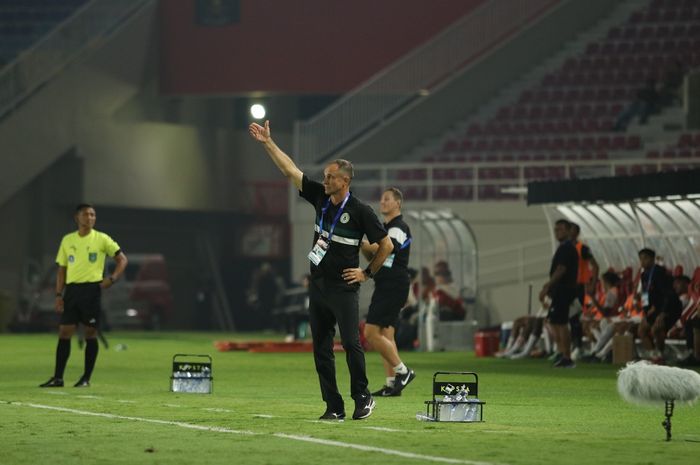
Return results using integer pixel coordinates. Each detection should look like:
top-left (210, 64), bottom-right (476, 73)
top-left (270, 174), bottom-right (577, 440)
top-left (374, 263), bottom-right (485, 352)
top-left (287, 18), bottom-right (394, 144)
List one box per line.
top-left (84, 338), bottom-right (99, 379)
top-left (54, 338), bottom-right (71, 379)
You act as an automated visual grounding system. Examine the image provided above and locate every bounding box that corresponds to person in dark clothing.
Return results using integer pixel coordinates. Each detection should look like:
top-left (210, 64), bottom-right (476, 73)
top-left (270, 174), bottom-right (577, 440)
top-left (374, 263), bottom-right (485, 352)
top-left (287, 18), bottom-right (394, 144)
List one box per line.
top-left (637, 248), bottom-right (682, 359)
top-left (249, 120), bottom-right (393, 421)
top-left (361, 187), bottom-right (415, 397)
top-left (539, 219), bottom-right (579, 368)
top-left (613, 78), bottom-right (660, 130)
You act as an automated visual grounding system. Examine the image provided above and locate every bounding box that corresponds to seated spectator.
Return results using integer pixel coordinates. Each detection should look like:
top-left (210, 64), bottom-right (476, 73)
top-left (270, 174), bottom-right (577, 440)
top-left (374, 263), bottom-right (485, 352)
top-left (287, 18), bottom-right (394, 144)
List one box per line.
top-left (580, 272), bottom-right (623, 362)
top-left (668, 275), bottom-right (700, 366)
top-left (496, 307), bottom-right (549, 359)
top-left (395, 268), bottom-right (419, 350)
top-left (613, 78), bottom-right (660, 130)
top-left (433, 267), bottom-right (465, 321)
top-left (659, 59), bottom-right (685, 107)
top-left (637, 249), bottom-right (682, 362)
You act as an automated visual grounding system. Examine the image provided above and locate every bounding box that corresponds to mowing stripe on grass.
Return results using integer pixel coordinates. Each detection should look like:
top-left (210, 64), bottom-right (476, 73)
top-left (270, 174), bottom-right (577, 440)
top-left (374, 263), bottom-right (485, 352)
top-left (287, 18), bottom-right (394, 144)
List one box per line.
top-left (2, 401), bottom-right (505, 465)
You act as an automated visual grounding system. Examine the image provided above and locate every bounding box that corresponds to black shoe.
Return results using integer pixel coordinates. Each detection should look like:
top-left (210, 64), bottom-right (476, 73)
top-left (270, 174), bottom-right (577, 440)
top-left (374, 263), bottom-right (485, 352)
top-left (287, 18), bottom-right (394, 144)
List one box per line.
top-left (352, 395), bottom-right (376, 420)
top-left (391, 369), bottom-right (416, 395)
top-left (39, 377), bottom-right (64, 388)
top-left (318, 410), bottom-right (346, 421)
top-left (73, 376), bottom-right (90, 387)
top-left (371, 385), bottom-right (401, 397)
top-left (553, 357), bottom-right (576, 368)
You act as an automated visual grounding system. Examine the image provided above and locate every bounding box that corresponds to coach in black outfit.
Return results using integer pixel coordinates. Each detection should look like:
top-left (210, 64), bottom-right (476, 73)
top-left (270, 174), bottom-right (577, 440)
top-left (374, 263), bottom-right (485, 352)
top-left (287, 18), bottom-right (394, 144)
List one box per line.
top-left (249, 120), bottom-right (393, 421)
top-left (539, 219), bottom-right (578, 368)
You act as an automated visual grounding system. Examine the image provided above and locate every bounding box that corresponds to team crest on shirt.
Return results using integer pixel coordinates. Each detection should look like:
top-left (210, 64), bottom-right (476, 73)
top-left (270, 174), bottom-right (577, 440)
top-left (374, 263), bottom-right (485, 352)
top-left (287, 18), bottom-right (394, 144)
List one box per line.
top-left (89, 252), bottom-right (97, 263)
top-left (68, 255), bottom-right (75, 263)
top-left (340, 213), bottom-right (350, 224)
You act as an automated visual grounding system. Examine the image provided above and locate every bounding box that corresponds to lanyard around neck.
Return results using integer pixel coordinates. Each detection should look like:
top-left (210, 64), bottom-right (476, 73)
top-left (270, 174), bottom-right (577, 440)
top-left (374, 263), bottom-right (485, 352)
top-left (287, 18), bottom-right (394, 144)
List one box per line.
top-left (644, 265), bottom-right (655, 293)
top-left (319, 192), bottom-right (350, 242)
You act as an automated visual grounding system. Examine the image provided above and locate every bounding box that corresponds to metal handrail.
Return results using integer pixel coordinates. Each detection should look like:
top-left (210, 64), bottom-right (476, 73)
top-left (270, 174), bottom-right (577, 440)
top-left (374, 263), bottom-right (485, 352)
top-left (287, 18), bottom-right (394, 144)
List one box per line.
top-left (295, 157), bottom-right (700, 203)
top-left (294, 0), bottom-right (559, 164)
top-left (0, 0), bottom-right (152, 119)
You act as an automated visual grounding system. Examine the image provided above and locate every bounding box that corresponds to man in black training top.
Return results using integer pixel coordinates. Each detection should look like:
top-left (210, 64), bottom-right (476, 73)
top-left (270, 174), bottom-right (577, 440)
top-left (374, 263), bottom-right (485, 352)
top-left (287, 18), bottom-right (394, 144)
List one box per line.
top-left (40, 204), bottom-right (128, 388)
top-left (637, 248), bottom-right (682, 361)
top-left (249, 120), bottom-right (393, 420)
top-left (361, 187), bottom-right (415, 396)
top-left (539, 219), bottom-right (578, 368)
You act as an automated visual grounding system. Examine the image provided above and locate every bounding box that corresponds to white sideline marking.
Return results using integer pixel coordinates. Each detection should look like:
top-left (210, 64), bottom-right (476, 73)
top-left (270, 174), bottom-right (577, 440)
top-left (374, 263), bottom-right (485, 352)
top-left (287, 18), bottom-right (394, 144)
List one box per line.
top-left (116, 400), bottom-right (135, 404)
top-left (253, 414), bottom-right (274, 418)
top-left (273, 433), bottom-right (499, 465)
top-left (362, 426), bottom-right (406, 432)
top-left (163, 403), bottom-right (182, 408)
top-left (76, 395), bottom-right (101, 399)
top-left (203, 408), bottom-right (234, 413)
top-left (45, 392), bottom-right (67, 395)
top-left (2, 402), bottom-right (505, 465)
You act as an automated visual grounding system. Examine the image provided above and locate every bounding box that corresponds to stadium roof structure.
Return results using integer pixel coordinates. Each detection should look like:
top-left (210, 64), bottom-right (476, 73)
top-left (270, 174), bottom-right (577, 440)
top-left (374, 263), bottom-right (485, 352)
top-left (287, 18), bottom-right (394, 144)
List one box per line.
top-left (527, 169), bottom-right (700, 205)
top-left (528, 169), bottom-right (700, 273)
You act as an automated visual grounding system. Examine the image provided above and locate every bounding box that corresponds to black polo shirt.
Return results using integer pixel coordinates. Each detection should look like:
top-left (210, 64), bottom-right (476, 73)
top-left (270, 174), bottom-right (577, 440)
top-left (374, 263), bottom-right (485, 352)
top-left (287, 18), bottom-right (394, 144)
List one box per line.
top-left (299, 175), bottom-right (387, 290)
top-left (641, 264), bottom-right (682, 315)
top-left (549, 240), bottom-right (578, 297)
top-left (375, 214), bottom-right (411, 283)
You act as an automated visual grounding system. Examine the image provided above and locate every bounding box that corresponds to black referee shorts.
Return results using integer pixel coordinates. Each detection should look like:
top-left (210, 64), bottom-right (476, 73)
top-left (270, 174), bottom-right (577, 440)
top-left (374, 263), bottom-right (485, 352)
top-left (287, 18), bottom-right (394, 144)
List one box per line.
top-left (366, 280), bottom-right (410, 328)
top-left (60, 282), bottom-right (102, 327)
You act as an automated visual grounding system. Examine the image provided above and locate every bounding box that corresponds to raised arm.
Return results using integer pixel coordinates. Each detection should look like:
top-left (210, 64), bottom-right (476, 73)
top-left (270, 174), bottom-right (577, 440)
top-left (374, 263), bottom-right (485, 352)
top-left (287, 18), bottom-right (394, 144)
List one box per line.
top-left (249, 120), bottom-right (303, 190)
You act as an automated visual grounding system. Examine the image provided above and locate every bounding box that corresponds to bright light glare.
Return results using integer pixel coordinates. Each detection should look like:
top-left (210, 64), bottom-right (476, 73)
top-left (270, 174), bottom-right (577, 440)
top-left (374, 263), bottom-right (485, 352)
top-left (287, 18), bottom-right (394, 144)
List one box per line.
top-left (250, 104), bottom-right (266, 119)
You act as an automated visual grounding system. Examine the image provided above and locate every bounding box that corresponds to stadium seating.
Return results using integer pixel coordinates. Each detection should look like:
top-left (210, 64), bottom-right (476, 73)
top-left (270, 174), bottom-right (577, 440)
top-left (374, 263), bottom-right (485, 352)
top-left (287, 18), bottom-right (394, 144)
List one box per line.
top-left (0, 0), bottom-right (88, 65)
top-left (406, 0), bottom-right (700, 200)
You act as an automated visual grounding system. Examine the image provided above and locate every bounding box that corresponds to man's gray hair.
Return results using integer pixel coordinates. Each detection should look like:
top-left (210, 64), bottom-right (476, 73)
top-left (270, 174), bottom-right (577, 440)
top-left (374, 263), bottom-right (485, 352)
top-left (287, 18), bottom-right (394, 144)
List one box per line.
top-left (331, 159), bottom-right (354, 181)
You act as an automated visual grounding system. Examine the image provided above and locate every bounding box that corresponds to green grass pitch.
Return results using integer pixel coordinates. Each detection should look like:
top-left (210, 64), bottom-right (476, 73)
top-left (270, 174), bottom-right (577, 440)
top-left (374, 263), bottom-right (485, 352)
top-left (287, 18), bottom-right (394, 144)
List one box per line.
top-left (1, 332), bottom-right (698, 465)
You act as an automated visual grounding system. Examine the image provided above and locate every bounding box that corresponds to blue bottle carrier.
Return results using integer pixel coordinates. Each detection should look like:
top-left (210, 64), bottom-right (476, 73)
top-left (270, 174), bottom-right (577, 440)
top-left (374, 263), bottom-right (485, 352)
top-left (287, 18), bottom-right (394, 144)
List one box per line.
top-left (170, 354), bottom-right (213, 394)
top-left (423, 371), bottom-right (485, 422)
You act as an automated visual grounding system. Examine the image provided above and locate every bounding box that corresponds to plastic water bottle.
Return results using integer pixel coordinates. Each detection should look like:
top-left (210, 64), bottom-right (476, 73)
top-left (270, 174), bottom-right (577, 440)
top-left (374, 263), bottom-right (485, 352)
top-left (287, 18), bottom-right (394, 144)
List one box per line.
top-left (465, 399), bottom-right (480, 422)
top-left (416, 412), bottom-right (434, 421)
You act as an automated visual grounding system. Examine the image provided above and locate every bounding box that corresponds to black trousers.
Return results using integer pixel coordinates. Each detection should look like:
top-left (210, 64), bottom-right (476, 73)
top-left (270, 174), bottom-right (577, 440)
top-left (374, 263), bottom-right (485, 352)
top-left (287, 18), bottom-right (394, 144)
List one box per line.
top-left (308, 278), bottom-right (369, 412)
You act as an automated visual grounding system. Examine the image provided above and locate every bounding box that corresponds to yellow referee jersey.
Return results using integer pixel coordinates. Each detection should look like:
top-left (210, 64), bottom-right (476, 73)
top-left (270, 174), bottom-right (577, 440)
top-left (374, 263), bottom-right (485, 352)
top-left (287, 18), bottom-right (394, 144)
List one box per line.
top-left (55, 229), bottom-right (121, 284)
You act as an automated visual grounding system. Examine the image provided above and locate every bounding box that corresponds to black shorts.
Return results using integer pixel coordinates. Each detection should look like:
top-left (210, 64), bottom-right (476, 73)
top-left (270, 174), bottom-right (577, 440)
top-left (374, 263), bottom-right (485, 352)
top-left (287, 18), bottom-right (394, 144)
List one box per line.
top-left (365, 280), bottom-right (410, 328)
top-left (60, 282), bottom-right (102, 327)
top-left (547, 292), bottom-right (576, 325)
top-left (645, 308), bottom-right (681, 331)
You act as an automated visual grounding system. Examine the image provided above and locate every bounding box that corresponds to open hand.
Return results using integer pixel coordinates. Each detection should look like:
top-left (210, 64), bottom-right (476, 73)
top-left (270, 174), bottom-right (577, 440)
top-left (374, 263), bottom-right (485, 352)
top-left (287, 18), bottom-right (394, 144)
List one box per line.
top-left (342, 267), bottom-right (368, 284)
top-left (249, 120), bottom-right (271, 143)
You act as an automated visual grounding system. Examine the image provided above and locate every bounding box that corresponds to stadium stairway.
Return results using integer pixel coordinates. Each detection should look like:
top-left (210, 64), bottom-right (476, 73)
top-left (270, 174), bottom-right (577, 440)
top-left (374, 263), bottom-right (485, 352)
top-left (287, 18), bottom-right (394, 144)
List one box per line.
top-left (0, 0), bottom-right (154, 208)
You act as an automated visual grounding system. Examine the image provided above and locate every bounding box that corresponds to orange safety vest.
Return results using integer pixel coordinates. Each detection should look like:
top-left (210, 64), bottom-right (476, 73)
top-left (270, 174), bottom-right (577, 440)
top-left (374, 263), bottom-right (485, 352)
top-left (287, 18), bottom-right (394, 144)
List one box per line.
top-left (575, 241), bottom-right (592, 284)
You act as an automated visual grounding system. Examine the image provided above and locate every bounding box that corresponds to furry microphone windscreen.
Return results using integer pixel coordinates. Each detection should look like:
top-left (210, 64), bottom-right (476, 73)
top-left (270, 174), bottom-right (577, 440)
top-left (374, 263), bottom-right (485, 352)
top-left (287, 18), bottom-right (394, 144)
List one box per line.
top-left (617, 361), bottom-right (700, 406)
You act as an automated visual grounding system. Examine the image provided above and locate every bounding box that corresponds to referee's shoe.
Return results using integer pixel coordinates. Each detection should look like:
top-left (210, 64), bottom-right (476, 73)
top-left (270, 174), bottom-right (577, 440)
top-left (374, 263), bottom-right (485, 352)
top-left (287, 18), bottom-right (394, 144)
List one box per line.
top-left (390, 368), bottom-right (416, 395)
top-left (352, 394), bottom-right (376, 420)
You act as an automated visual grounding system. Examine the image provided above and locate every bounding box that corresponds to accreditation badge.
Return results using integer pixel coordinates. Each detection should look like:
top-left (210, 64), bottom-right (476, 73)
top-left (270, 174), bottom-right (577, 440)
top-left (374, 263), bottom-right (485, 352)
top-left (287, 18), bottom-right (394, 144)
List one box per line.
top-left (382, 253), bottom-right (395, 268)
top-left (308, 237), bottom-right (329, 266)
top-left (641, 292), bottom-right (649, 307)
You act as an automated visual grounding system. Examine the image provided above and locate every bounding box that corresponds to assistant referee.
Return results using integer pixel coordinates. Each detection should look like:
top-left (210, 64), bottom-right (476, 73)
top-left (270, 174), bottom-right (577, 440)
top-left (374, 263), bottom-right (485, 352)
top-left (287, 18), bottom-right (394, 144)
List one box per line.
top-left (40, 204), bottom-right (127, 388)
top-left (249, 120), bottom-right (393, 421)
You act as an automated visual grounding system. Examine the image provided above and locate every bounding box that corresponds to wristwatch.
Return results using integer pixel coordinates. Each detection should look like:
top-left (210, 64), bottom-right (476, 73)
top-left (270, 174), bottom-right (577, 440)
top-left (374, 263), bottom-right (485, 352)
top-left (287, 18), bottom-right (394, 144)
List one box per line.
top-left (363, 267), bottom-right (374, 279)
